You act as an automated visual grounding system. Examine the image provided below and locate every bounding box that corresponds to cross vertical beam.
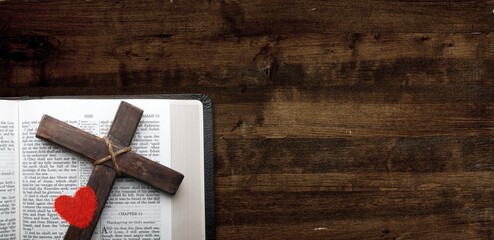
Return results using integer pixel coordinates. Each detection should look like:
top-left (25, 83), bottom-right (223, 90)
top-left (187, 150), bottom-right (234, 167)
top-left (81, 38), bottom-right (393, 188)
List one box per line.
top-left (65, 165), bottom-right (117, 239)
top-left (65, 102), bottom-right (143, 239)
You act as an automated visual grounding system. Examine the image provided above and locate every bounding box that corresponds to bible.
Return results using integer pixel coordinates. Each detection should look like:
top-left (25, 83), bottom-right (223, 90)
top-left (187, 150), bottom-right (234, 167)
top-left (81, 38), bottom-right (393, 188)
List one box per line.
top-left (0, 95), bottom-right (215, 240)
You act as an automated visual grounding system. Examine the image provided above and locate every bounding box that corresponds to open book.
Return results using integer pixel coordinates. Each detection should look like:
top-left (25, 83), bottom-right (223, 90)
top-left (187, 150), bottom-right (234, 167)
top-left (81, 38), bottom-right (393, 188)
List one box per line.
top-left (0, 96), bottom-right (214, 240)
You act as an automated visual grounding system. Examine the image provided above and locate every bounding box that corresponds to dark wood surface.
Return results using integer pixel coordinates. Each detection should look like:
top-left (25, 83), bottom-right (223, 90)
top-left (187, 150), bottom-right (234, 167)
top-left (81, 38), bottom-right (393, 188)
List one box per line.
top-left (2, 1), bottom-right (493, 239)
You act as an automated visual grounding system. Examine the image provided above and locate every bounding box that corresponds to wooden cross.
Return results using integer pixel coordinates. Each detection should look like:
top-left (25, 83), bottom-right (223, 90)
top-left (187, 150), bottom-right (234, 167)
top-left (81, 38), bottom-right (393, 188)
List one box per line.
top-left (35, 101), bottom-right (184, 240)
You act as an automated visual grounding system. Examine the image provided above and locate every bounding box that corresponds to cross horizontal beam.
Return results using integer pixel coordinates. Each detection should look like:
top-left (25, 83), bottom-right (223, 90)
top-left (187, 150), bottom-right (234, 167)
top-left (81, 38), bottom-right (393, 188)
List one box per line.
top-left (36, 114), bottom-right (184, 194)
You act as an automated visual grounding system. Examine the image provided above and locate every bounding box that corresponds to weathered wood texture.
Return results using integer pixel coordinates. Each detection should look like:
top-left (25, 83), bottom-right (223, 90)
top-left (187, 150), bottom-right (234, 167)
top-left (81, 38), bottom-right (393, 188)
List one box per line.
top-left (2, 1), bottom-right (493, 239)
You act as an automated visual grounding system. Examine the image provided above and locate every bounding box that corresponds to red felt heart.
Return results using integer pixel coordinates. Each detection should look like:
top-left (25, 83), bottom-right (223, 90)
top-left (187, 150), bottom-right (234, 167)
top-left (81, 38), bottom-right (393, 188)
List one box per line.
top-left (54, 186), bottom-right (97, 229)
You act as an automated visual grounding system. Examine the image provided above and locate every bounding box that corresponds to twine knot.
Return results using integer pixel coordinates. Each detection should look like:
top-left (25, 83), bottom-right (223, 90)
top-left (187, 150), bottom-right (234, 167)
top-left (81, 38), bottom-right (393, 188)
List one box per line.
top-left (93, 137), bottom-right (131, 176)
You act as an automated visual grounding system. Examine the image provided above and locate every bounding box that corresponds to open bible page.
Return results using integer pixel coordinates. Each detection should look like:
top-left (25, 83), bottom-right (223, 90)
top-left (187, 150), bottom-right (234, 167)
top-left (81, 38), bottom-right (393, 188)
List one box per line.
top-left (0, 100), bottom-right (19, 240)
top-left (18, 99), bottom-right (171, 240)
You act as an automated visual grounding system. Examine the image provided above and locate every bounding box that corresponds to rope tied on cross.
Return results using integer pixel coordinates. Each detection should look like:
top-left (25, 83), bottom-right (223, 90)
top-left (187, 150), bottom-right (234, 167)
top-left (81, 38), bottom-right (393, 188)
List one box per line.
top-left (92, 137), bottom-right (131, 176)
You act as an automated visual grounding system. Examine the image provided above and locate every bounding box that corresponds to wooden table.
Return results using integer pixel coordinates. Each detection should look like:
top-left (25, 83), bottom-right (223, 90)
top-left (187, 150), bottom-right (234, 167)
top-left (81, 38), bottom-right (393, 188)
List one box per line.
top-left (1, 1), bottom-right (493, 239)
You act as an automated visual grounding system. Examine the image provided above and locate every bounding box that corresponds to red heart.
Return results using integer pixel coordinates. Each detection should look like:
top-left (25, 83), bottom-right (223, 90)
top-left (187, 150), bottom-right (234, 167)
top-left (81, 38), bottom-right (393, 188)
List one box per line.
top-left (54, 186), bottom-right (97, 229)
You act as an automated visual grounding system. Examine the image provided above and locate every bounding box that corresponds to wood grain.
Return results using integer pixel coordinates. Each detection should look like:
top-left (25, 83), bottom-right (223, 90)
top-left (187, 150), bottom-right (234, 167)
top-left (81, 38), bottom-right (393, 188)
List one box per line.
top-left (2, 0), bottom-right (493, 239)
top-left (107, 100), bottom-right (144, 148)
